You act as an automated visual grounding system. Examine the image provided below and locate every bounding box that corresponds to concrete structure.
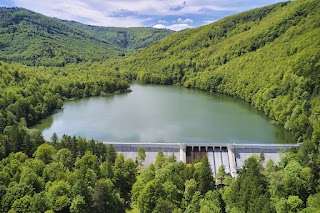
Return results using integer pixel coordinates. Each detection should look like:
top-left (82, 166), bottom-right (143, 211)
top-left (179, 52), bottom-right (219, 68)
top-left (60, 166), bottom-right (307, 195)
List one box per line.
top-left (103, 142), bottom-right (301, 177)
top-left (104, 142), bottom-right (183, 167)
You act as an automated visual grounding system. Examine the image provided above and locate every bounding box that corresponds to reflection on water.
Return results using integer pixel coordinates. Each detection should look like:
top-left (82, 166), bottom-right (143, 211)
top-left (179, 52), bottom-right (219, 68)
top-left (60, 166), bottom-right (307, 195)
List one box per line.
top-left (34, 113), bottom-right (54, 131)
top-left (34, 84), bottom-right (295, 144)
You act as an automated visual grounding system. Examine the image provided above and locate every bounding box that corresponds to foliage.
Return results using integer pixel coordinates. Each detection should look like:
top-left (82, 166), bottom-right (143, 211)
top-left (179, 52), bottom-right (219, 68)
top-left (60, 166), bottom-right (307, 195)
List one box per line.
top-left (132, 152), bottom-right (217, 213)
top-left (0, 61), bottom-right (130, 158)
top-left (63, 20), bottom-right (173, 51)
top-left (136, 147), bottom-right (146, 171)
top-left (216, 164), bottom-right (227, 184)
top-left (0, 8), bottom-right (173, 66)
top-left (0, 135), bottom-right (138, 212)
top-left (0, 0), bottom-right (320, 212)
top-left (116, 0), bottom-right (320, 144)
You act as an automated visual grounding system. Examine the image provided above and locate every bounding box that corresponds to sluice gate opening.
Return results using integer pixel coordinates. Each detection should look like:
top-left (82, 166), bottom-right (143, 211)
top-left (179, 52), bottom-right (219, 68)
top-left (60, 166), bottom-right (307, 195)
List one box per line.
top-left (186, 145), bottom-right (232, 177)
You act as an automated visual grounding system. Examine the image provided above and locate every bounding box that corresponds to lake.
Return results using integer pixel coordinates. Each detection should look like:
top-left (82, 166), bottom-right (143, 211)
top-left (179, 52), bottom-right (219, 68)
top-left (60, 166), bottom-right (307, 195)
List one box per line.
top-left (35, 84), bottom-right (294, 144)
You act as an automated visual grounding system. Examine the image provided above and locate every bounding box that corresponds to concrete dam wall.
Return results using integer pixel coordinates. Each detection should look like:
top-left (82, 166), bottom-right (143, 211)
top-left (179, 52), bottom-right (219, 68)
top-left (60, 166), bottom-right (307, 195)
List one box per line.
top-left (103, 142), bottom-right (300, 177)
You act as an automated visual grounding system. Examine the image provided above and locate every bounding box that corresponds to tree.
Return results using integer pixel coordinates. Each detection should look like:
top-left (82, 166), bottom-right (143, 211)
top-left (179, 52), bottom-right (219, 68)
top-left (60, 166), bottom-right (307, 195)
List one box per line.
top-left (131, 167), bottom-right (155, 203)
top-left (50, 133), bottom-right (59, 146)
top-left (113, 154), bottom-right (137, 203)
top-left (75, 151), bottom-right (99, 174)
top-left (161, 181), bottom-right (180, 207)
top-left (0, 112), bottom-right (6, 132)
top-left (1, 183), bottom-right (34, 213)
top-left (30, 192), bottom-right (50, 213)
top-left (216, 164), bottom-right (226, 185)
top-left (46, 180), bottom-right (71, 212)
top-left (19, 166), bottom-right (44, 193)
top-left (55, 148), bottom-right (73, 169)
top-left (185, 191), bottom-right (202, 213)
top-left (92, 179), bottom-right (123, 213)
top-left (70, 179), bottom-right (93, 208)
top-left (199, 190), bottom-right (221, 213)
top-left (283, 160), bottom-right (306, 199)
top-left (306, 193), bottom-right (320, 211)
top-left (155, 150), bottom-right (165, 169)
top-left (138, 180), bottom-right (158, 213)
top-left (287, 196), bottom-right (303, 213)
top-left (95, 142), bottom-right (108, 163)
top-left (183, 179), bottom-right (198, 205)
top-left (9, 195), bottom-right (33, 213)
top-left (196, 156), bottom-right (214, 194)
top-left (260, 151), bottom-right (265, 163)
top-left (100, 160), bottom-right (113, 179)
top-left (226, 156), bottom-right (272, 213)
top-left (33, 143), bottom-right (56, 164)
top-left (43, 162), bottom-right (67, 182)
top-left (106, 144), bottom-right (117, 165)
top-left (136, 147), bottom-right (146, 172)
top-left (70, 195), bottom-right (86, 213)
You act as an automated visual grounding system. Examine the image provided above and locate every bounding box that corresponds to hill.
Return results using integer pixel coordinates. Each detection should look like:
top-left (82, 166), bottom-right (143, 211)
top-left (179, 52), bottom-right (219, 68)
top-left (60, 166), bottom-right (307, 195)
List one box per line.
top-left (117, 0), bottom-right (320, 143)
top-left (1, 1), bottom-right (320, 212)
top-left (0, 8), bottom-right (173, 66)
top-left (63, 21), bottom-right (174, 50)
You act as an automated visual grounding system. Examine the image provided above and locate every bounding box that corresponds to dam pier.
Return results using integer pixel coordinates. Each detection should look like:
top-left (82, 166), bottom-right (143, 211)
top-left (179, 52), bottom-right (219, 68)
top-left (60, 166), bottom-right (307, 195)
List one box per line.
top-left (103, 142), bottom-right (300, 177)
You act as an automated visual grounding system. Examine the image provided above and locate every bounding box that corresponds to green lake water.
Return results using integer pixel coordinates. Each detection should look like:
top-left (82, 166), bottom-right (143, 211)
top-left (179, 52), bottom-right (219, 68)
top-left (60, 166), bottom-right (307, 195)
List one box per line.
top-left (35, 84), bottom-right (294, 144)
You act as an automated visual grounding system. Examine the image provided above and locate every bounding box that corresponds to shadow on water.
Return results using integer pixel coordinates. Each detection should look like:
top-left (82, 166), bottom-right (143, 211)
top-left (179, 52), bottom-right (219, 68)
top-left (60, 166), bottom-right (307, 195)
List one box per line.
top-left (273, 127), bottom-right (295, 144)
top-left (34, 92), bottom-right (131, 132)
top-left (33, 113), bottom-right (55, 132)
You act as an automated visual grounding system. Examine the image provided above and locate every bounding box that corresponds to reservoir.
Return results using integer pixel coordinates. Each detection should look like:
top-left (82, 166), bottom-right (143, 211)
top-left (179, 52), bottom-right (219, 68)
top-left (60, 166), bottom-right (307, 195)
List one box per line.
top-left (35, 84), bottom-right (294, 144)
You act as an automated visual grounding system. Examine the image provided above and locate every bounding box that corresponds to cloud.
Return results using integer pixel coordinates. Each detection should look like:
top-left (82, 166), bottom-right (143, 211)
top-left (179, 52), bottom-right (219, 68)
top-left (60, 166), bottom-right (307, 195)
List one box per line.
top-left (7, 0), bottom-right (284, 28)
top-left (158, 20), bottom-right (168, 24)
top-left (177, 18), bottom-right (193, 24)
top-left (153, 23), bottom-right (191, 31)
top-left (108, 9), bottom-right (138, 18)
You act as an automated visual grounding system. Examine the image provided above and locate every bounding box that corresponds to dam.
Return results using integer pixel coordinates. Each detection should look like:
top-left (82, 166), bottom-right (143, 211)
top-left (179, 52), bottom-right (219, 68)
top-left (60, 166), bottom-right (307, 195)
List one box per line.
top-left (103, 142), bottom-right (300, 177)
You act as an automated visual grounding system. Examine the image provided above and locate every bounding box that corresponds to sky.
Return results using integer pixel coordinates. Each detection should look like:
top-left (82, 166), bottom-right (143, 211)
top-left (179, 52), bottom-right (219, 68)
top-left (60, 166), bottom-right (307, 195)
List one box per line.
top-left (0, 0), bottom-right (284, 31)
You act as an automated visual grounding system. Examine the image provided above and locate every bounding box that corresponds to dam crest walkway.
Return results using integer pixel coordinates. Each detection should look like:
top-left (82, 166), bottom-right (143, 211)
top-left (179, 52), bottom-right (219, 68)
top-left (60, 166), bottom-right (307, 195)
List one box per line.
top-left (103, 142), bottom-right (300, 177)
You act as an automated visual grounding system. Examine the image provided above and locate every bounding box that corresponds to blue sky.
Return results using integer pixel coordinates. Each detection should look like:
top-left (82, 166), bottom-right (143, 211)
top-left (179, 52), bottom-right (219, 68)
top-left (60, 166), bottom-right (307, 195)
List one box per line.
top-left (0, 0), bottom-right (284, 31)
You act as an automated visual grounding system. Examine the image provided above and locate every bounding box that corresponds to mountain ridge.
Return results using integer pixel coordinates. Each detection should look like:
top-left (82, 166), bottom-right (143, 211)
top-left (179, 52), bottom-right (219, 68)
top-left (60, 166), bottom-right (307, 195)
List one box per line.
top-left (115, 0), bottom-right (320, 142)
top-left (0, 7), bottom-right (173, 66)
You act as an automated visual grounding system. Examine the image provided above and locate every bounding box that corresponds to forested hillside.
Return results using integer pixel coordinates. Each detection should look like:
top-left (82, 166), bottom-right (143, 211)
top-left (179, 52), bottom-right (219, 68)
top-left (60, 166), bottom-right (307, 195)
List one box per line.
top-left (63, 21), bottom-right (173, 50)
top-left (0, 61), bottom-right (129, 157)
top-left (0, 8), bottom-right (173, 66)
top-left (0, 0), bottom-right (320, 212)
top-left (117, 0), bottom-right (320, 144)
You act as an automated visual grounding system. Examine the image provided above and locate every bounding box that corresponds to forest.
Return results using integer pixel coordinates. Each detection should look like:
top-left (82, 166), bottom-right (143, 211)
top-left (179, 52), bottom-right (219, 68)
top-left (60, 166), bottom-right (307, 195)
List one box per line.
top-left (115, 0), bottom-right (320, 144)
top-left (0, 0), bottom-right (320, 212)
top-left (0, 61), bottom-right (130, 157)
top-left (0, 135), bottom-right (319, 212)
top-left (0, 7), bottom-right (173, 66)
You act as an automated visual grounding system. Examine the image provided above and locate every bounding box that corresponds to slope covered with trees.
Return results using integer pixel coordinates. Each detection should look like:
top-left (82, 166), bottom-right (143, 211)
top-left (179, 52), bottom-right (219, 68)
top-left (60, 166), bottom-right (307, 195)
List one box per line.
top-left (0, 0), bottom-right (320, 212)
top-left (0, 61), bottom-right (129, 157)
top-left (63, 21), bottom-right (174, 50)
top-left (0, 8), bottom-right (173, 66)
top-left (117, 0), bottom-right (320, 144)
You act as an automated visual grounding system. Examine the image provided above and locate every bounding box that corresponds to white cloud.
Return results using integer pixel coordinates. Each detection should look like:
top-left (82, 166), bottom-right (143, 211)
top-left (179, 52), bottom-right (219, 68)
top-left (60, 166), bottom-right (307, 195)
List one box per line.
top-left (12, 0), bottom-right (146, 27)
top-left (8, 0), bottom-right (284, 28)
top-left (158, 20), bottom-right (168, 24)
top-left (177, 18), bottom-right (193, 23)
top-left (153, 23), bottom-right (191, 31)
